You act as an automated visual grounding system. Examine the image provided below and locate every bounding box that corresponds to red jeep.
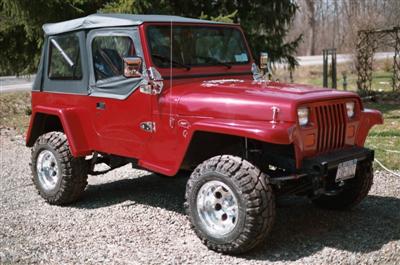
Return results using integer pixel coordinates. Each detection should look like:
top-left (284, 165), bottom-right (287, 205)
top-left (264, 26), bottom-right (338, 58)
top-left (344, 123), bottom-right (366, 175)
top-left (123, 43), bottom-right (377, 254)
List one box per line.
top-left (26, 14), bottom-right (383, 254)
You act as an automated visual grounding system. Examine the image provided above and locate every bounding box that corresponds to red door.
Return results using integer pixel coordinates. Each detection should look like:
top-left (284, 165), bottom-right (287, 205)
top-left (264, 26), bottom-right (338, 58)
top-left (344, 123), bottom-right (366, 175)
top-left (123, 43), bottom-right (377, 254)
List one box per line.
top-left (87, 29), bottom-right (152, 159)
top-left (91, 92), bottom-right (152, 158)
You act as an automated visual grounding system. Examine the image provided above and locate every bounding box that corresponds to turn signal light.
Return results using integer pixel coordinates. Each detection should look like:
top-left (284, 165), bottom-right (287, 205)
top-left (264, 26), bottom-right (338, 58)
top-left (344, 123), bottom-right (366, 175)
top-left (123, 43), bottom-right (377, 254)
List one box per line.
top-left (305, 134), bottom-right (315, 147)
top-left (347, 125), bottom-right (355, 138)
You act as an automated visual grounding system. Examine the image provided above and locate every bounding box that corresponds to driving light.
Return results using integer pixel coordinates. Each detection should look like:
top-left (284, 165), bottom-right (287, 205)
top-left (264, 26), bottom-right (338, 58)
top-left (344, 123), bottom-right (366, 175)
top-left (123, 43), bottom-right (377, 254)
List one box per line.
top-left (346, 102), bottom-right (355, 118)
top-left (297, 107), bottom-right (309, 126)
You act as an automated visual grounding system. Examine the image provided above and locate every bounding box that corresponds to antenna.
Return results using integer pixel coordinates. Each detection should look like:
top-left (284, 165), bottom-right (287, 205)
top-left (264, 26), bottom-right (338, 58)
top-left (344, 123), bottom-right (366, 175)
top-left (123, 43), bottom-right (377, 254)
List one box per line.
top-left (169, 19), bottom-right (174, 128)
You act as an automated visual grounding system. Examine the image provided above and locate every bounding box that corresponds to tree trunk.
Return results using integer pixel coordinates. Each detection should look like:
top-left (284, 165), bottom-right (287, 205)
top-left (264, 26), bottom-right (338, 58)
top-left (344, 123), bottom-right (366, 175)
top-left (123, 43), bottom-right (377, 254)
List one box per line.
top-left (305, 0), bottom-right (316, 55)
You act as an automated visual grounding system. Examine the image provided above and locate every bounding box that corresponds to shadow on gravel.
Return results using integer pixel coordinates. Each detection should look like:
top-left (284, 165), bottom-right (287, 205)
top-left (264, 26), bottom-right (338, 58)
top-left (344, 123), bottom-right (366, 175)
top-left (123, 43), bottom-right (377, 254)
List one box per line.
top-left (74, 172), bottom-right (189, 214)
top-left (246, 195), bottom-right (400, 262)
top-left (73, 173), bottom-right (400, 262)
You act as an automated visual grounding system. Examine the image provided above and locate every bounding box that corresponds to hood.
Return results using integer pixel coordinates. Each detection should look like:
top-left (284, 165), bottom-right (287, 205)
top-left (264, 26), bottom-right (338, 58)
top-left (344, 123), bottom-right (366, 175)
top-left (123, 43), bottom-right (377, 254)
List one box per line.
top-left (168, 79), bottom-right (359, 123)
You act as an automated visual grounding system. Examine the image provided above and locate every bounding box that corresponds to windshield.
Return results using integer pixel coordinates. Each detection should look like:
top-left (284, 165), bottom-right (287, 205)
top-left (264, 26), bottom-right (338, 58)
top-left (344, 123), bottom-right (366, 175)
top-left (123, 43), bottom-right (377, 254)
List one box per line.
top-left (147, 26), bottom-right (250, 68)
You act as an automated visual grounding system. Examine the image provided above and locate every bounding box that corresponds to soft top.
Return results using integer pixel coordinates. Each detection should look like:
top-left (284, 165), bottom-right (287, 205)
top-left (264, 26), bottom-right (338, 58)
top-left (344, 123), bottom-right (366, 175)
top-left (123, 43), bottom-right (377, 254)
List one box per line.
top-left (43, 13), bottom-right (228, 35)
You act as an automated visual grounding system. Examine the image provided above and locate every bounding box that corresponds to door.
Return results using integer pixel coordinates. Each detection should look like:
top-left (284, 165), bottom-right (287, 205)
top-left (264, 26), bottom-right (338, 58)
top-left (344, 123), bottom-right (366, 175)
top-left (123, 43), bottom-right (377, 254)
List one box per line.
top-left (87, 28), bottom-right (151, 158)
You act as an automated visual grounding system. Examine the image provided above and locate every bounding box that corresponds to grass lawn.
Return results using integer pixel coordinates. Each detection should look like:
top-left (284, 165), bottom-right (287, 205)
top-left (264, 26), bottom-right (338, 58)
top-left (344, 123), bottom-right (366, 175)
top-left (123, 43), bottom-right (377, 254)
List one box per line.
top-left (276, 58), bottom-right (396, 93)
top-left (0, 90), bottom-right (398, 170)
top-left (364, 102), bottom-right (400, 170)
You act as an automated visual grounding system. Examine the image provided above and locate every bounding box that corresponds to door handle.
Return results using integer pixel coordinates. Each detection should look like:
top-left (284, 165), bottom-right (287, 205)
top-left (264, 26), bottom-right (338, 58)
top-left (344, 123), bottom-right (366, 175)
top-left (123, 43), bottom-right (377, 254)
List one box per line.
top-left (96, 102), bottom-right (106, 110)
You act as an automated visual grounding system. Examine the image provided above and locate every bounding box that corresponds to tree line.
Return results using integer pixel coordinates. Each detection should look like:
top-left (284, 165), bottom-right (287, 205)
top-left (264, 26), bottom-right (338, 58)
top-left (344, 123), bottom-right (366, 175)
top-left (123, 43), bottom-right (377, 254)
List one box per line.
top-left (0, 0), bottom-right (301, 76)
top-left (289, 0), bottom-right (400, 56)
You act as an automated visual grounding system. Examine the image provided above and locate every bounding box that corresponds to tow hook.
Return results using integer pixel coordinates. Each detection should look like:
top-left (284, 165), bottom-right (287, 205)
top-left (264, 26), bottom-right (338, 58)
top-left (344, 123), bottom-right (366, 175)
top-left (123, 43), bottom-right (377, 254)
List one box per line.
top-left (323, 181), bottom-right (345, 196)
top-left (311, 174), bottom-right (325, 196)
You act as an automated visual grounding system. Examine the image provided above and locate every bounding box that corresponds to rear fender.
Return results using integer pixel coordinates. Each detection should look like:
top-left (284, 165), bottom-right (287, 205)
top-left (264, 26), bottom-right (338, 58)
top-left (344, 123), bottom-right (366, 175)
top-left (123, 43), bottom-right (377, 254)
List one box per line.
top-left (26, 106), bottom-right (92, 157)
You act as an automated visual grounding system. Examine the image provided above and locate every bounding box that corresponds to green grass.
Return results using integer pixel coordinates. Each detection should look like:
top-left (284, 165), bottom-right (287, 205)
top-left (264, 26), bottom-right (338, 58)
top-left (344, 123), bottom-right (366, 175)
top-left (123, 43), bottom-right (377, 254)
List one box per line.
top-left (279, 59), bottom-right (397, 93)
top-left (293, 72), bottom-right (396, 92)
top-left (364, 102), bottom-right (400, 170)
top-left (368, 130), bottom-right (400, 137)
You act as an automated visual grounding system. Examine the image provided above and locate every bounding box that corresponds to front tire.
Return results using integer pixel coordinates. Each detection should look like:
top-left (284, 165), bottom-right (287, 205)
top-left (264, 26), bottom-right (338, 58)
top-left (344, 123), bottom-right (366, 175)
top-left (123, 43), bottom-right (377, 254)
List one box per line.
top-left (185, 155), bottom-right (275, 254)
top-left (31, 132), bottom-right (88, 205)
top-left (312, 161), bottom-right (373, 210)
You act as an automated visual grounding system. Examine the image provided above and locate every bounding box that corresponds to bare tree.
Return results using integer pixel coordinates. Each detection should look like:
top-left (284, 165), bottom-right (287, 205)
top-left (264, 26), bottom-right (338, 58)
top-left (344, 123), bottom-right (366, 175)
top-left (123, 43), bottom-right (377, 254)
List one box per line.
top-left (304, 0), bottom-right (316, 55)
top-left (288, 0), bottom-right (400, 56)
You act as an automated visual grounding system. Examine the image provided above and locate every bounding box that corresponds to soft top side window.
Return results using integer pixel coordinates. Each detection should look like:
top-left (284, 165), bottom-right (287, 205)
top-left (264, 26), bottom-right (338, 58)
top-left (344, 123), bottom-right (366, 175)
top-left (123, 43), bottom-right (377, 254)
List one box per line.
top-left (87, 28), bottom-right (144, 99)
top-left (92, 36), bottom-right (136, 81)
top-left (48, 34), bottom-right (82, 80)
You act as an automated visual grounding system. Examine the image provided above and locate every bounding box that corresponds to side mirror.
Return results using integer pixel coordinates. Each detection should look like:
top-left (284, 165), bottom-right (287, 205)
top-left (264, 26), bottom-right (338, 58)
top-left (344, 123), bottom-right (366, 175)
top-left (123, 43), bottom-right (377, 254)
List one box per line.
top-left (259, 52), bottom-right (269, 70)
top-left (123, 56), bottom-right (143, 78)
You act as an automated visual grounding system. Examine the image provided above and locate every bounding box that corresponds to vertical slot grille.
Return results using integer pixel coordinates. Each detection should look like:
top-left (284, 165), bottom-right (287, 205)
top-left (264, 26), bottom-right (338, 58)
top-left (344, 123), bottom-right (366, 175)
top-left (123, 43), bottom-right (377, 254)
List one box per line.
top-left (315, 103), bottom-right (346, 152)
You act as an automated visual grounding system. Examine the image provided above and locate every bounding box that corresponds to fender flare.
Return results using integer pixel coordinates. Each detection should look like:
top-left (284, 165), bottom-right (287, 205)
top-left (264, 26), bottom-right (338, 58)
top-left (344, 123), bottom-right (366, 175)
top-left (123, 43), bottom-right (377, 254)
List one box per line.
top-left (139, 117), bottom-right (297, 176)
top-left (26, 106), bottom-right (92, 157)
top-left (188, 119), bottom-right (296, 145)
top-left (144, 118), bottom-right (297, 176)
top-left (356, 109), bottom-right (384, 146)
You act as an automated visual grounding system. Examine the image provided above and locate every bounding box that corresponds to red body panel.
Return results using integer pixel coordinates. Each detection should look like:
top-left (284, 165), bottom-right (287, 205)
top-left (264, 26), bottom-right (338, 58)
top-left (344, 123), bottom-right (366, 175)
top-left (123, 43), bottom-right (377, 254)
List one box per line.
top-left (28, 90), bottom-right (153, 158)
top-left (27, 103), bottom-right (93, 157)
top-left (26, 22), bottom-right (383, 176)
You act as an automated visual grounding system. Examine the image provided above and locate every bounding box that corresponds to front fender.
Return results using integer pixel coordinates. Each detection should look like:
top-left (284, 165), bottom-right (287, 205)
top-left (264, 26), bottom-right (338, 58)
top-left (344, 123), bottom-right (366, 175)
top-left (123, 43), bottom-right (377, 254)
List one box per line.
top-left (26, 106), bottom-right (92, 157)
top-left (190, 118), bottom-right (297, 145)
top-left (139, 117), bottom-right (297, 176)
top-left (356, 109), bottom-right (384, 146)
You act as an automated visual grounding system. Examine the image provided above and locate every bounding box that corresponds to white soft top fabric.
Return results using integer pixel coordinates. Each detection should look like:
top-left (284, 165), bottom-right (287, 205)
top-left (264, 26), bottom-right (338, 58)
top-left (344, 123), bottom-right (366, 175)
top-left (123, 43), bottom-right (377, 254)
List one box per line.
top-left (43, 13), bottom-right (227, 35)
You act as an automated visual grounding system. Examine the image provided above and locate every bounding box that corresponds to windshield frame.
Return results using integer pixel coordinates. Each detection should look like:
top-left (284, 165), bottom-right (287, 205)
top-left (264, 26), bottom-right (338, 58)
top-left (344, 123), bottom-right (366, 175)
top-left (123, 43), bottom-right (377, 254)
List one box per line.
top-left (145, 24), bottom-right (251, 69)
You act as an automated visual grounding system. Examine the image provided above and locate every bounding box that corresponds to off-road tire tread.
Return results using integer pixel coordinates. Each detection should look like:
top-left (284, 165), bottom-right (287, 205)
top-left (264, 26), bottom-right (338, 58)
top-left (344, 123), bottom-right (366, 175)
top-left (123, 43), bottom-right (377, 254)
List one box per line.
top-left (31, 132), bottom-right (88, 205)
top-left (184, 155), bottom-right (275, 254)
top-left (312, 161), bottom-right (373, 210)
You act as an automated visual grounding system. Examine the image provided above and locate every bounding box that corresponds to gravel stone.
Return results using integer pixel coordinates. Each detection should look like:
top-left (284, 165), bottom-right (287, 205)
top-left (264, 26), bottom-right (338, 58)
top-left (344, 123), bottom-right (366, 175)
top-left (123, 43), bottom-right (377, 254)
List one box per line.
top-left (1, 128), bottom-right (399, 264)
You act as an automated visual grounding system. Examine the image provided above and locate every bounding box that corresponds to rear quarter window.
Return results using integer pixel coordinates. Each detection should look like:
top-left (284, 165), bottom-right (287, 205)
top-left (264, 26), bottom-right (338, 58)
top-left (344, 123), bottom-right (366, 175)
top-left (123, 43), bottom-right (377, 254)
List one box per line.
top-left (48, 34), bottom-right (82, 80)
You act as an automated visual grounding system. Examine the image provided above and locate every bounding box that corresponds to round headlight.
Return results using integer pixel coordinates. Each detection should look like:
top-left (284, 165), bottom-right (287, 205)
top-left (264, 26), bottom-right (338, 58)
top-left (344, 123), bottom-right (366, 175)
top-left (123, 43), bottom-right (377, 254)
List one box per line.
top-left (297, 107), bottom-right (309, 126)
top-left (346, 102), bottom-right (355, 118)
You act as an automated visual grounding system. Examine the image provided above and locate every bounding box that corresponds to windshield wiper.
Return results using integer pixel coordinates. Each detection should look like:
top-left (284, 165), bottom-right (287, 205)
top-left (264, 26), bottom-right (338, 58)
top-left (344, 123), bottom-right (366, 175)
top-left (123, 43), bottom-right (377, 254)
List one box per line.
top-left (152, 54), bottom-right (191, 70)
top-left (197, 56), bottom-right (232, 69)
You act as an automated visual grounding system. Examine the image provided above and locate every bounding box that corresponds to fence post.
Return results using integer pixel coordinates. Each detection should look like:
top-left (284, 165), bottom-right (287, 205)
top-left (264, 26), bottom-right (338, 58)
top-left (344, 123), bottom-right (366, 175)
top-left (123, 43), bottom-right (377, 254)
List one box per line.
top-left (322, 48), bottom-right (337, 89)
top-left (342, 71), bottom-right (347, 90)
top-left (332, 49), bottom-right (337, 89)
top-left (323, 50), bottom-right (328, 88)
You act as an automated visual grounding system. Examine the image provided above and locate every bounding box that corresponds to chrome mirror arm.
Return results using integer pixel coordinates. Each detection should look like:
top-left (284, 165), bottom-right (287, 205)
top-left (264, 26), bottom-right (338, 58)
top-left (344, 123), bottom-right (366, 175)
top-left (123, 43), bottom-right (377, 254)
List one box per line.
top-left (140, 67), bottom-right (164, 95)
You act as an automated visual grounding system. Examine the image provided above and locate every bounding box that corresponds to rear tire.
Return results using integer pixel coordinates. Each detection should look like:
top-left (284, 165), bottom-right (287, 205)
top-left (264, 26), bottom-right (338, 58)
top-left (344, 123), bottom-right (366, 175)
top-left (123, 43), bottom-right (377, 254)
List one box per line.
top-left (312, 161), bottom-right (373, 210)
top-left (185, 155), bottom-right (275, 254)
top-left (31, 132), bottom-right (88, 205)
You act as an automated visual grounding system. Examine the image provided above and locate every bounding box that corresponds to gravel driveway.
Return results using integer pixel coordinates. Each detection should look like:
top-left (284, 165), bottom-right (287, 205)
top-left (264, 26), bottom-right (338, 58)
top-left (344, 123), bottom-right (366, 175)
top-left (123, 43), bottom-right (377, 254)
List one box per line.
top-left (1, 128), bottom-right (399, 264)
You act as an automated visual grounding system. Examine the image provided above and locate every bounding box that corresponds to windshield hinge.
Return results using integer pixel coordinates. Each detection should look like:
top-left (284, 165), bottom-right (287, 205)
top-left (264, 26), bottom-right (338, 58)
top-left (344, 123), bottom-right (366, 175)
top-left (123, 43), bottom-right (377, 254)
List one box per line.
top-left (139, 83), bottom-right (153, 95)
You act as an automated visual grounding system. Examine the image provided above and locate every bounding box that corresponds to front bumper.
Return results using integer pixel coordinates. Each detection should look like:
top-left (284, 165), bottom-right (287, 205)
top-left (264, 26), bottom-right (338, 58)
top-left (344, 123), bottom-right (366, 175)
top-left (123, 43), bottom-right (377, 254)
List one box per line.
top-left (269, 147), bottom-right (374, 196)
top-left (302, 147), bottom-right (374, 175)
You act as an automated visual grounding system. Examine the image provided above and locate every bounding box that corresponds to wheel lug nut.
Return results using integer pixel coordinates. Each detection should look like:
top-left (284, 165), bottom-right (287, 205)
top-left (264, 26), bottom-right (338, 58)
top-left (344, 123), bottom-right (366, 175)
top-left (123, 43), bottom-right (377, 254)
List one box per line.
top-left (221, 213), bottom-right (228, 221)
top-left (215, 192), bottom-right (222, 199)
